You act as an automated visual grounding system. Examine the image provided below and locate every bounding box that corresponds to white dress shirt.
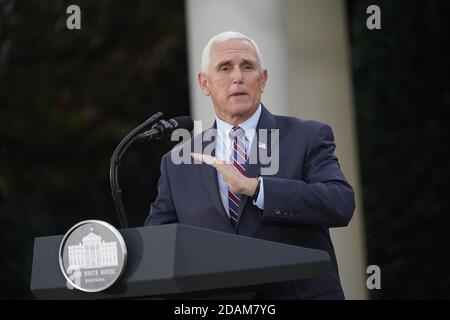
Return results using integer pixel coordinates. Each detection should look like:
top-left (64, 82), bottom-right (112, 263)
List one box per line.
top-left (215, 104), bottom-right (265, 217)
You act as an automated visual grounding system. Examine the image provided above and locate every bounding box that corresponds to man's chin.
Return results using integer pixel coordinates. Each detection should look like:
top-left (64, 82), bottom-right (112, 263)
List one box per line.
top-left (226, 102), bottom-right (260, 119)
top-left (229, 94), bottom-right (252, 106)
top-left (228, 103), bottom-right (254, 115)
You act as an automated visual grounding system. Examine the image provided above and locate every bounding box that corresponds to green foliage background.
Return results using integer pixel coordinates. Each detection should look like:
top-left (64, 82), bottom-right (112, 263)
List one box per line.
top-left (347, 0), bottom-right (450, 299)
top-left (0, 0), bottom-right (189, 298)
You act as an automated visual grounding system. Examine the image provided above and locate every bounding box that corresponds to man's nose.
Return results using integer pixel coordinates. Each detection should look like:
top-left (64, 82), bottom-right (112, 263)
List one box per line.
top-left (231, 68), bottom-right (244, 84)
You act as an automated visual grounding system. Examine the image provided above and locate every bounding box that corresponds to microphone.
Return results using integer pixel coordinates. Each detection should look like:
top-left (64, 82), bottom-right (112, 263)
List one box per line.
top-left (110, 111), bottom-right (163, 228)
top-left (135, 116), bottom-right (193, 141)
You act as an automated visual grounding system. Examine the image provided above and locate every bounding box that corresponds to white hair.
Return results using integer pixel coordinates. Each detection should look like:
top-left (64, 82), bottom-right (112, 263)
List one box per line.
top-left (200, 31), bottom-right (263, 74)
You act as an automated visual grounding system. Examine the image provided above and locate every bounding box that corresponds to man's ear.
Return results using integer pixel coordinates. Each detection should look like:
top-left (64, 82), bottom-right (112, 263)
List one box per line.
top-left (198, 72), bottom-right (210, 96)
top-left (261, 69), bottom-right (268, 93)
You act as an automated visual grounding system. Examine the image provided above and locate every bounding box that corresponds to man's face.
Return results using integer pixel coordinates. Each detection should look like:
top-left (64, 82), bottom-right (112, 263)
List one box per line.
top-left (198, 39), bottom-right (268, 125)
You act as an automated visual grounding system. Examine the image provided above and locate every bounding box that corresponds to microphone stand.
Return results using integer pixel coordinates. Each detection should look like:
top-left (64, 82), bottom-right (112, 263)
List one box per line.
top-left (110, 112), bottom-right (163, 228)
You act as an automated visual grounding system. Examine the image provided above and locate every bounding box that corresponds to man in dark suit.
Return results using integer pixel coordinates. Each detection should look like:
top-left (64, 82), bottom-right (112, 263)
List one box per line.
top-left (144, 31), bottom-right (355, 299)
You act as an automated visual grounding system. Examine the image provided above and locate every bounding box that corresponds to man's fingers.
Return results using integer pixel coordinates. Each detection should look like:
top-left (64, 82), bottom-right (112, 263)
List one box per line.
top-left (191, 152), bottom-right (213, 164)
top-left (191, 153), bottom-right (226, 166)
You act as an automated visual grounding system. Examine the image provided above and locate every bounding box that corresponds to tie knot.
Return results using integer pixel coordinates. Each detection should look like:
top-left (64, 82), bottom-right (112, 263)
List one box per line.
top-left (229, 126), bottom-right (245, 139)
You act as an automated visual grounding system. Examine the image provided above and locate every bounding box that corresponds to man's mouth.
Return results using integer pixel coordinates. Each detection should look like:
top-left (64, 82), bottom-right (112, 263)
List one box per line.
top-left (230, 92), bottom-right (248, 97)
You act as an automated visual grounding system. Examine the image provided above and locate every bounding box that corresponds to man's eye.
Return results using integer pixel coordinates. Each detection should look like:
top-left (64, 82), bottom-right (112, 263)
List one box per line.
top-left (220, 66), bottom-right (229, 71)
top-left (244, 65), bottom-right (253, 70)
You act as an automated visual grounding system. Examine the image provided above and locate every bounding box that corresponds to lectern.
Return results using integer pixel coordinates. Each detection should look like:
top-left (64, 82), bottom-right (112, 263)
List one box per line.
top-left (30, 224), bottom-right (330, 299)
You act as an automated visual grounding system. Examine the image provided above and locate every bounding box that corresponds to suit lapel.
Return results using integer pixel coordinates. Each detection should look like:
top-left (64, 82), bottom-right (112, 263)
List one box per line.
top-left (199, 126), bottom-right (234, 229)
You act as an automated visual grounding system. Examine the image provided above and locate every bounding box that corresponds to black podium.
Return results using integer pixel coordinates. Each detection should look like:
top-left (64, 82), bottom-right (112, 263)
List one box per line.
top-left (30, 224), bottom-right (330, 299)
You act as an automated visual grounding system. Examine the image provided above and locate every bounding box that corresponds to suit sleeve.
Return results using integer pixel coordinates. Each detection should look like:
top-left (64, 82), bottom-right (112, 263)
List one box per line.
top-left (262, 124), bottom-right (355, 227)
top-left (144, 154), bottom-right (178, 226)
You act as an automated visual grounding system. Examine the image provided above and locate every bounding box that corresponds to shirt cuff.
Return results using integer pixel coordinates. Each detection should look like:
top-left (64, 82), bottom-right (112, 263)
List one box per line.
top-left (252, 178), bottom-right (264, 210)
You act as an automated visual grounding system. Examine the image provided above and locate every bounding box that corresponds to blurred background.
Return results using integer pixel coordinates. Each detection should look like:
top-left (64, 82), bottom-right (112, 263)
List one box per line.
top-left (1, 0), bottom-right (449, 299)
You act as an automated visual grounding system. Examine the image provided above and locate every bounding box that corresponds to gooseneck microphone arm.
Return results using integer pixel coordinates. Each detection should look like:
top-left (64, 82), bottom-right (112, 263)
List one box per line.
top-left (109, 112), bottom-right (163, 228)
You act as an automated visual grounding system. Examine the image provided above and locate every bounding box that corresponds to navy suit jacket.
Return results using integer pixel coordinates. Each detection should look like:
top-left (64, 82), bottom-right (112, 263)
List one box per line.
top-left (144, 105), bottom-right (355, 300)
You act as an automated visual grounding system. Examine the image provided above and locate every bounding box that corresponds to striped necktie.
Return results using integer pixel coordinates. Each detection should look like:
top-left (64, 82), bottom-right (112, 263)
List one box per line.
top-left (228, 126), bottom-right (248, 230)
